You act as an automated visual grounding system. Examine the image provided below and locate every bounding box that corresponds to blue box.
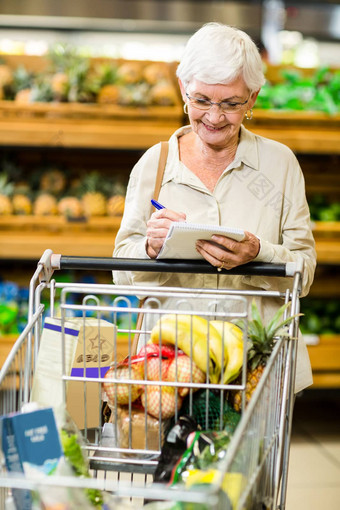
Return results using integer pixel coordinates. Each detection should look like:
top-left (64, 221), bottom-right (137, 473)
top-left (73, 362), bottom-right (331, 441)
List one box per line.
top-left (0, 407), bottom-right (63, 510)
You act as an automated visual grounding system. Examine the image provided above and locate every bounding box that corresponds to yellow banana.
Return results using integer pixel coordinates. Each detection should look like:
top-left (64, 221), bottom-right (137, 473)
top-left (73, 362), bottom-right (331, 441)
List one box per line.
top-left (210, 320), bottom-right (244, 384)
top-left (149, 314), bottom-right (224, 384)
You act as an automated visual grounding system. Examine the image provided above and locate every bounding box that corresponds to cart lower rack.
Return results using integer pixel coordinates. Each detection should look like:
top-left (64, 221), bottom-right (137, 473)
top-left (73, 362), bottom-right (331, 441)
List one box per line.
top-left (0, 251), bottom-right (302, 510)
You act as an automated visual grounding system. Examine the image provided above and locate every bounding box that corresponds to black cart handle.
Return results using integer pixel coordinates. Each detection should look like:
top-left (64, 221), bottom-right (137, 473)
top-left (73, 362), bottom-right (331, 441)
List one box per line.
top-left (38, 250), bottom-right (303, 282)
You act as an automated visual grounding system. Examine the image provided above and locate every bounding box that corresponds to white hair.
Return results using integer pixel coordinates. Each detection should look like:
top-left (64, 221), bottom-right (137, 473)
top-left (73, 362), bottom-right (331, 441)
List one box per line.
top-left (176, 22), bottom-right (265, 92)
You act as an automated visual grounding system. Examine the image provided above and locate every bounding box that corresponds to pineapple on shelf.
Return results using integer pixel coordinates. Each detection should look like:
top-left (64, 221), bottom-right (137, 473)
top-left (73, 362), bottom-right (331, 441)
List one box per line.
top-left (40, 168), bottom-right (67, 196)
top-left (231, 300), bottom-right (299, 412)
top-left (94, 63), bottom-right (120, 104)
top-left (142, 63), bottom-right (168, 86)
top-left (0, 173), bottom-right (13, 215)
top-left (8, 65), bottom-right (36, 102)
top-left (33, 193), bottom-right (58, 216)
top-left (50, 72), bottom-right (69, 102)
top-left (12, 193), bottom-right (32, 215)
top-left (58, 196), bottom-right (83, 219)
top-left (0, 62), bottom-right (13, 100)
top-left (79, 172), bottom-right (107, 218)
top-left (48, 43), bottom-right (93, 103)
top-left (150, 81), bottom-right (178, 106)
top-left (117, 62), bottom-right (143, 85)
top-left (107, 180), bottom-right (126, 217)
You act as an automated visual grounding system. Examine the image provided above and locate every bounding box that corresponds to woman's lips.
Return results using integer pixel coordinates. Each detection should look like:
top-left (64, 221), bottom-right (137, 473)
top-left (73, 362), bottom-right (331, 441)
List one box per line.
top-left (202, 122), bottom-right (226, 132)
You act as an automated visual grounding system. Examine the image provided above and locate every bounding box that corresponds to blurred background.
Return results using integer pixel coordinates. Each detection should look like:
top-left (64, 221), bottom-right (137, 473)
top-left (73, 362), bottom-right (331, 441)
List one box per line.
top-left (0, 2), bottom-right (339, 508)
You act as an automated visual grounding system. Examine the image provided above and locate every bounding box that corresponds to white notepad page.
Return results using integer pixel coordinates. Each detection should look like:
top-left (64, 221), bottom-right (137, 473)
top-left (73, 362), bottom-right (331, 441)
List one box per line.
top-left (156, 222), bottom-right (245, 259)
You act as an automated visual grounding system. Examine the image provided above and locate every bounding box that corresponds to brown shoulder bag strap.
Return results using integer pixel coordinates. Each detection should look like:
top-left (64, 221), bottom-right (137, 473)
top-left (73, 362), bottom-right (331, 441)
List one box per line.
top-left (151, 140), bottom-right (169, 210)
top-left (132, 141), bottom-right (169, 355)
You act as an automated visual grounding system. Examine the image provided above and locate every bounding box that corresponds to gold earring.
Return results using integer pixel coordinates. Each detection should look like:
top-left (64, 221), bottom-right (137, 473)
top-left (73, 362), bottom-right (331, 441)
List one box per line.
top-left (245, 109), bottom-right (253, 120)
top-left (183, 103), bottom-right (188, 115)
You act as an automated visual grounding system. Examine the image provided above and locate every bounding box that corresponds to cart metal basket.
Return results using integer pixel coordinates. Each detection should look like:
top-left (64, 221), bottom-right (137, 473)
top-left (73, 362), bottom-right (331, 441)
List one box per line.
top-left (0, 250), bottom-right (303, 510)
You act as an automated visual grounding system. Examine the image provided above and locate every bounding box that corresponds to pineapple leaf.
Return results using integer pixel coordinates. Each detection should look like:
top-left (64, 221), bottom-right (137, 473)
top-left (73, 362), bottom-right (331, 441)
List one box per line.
top-left (248, 318), bottom-right (266, 344)
top-left (267, 313), bottom-right (303, 339)
top-left (251, 299), bottom-right (263, 328)
top-left (266, 302), bottom-right (291, 338)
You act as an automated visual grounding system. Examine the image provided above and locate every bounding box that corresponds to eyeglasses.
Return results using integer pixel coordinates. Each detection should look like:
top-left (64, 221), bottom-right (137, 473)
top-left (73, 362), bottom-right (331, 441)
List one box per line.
top-left (185, 92), bottom-right (250, 113)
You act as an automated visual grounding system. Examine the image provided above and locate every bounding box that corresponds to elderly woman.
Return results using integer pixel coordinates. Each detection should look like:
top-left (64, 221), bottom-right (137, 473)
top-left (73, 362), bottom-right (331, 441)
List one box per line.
top-left (113, 23), bottom-right (316, 393)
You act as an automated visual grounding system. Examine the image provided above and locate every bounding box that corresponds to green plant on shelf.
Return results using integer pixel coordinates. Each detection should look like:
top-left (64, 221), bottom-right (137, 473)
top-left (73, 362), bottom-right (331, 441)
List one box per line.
top-left (255, 67), bottom-right (340, 114)
top-left (300, 298), bottom-right (340, 335)
top-left (308, 194), bottom-right (340, 222)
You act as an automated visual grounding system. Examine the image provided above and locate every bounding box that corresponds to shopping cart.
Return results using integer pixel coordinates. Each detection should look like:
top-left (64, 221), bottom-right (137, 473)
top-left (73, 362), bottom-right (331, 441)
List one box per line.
top-left (0, 250), bottom-right (303, 510)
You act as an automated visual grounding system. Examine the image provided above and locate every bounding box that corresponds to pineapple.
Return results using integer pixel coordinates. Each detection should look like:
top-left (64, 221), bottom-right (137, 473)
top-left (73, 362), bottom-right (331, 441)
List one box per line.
top-left (107, 195), bottom-right (125, 217)
top-left (33, 193), bottom-right (58, 215)
top-left (0, 63), bottom-right (13, 99)
top-left (143, 63), bottom-right (168, 85)
top-left (107, 179), bottom-right (126, 217)
top-left (79, 172), bottom-right (107, 217)
top-left (50, 72), bottom-right (69, 101)
top-left (15, 88), bottom-right (32, 104)
top-left (97, 84), bottom-right (120, 104)
top-left (117, 62), bottom-right (143, 84)
top-left (58, 196), bottom-right (83, 219)
top-left (0, 173), bottom-right (14, 215)
top-left (150, 81), bottom-right (177, 106)
top-left (231, 300), bottom-right (298, 412)
top-left (12, 193), bottom-right (32, 215)
top-left (40, 168), bottom-right (67, 195)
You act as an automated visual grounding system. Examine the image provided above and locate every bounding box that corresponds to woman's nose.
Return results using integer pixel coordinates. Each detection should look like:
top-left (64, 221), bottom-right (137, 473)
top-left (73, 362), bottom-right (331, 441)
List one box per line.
top-left (205, 105), bottom-right (225, 122)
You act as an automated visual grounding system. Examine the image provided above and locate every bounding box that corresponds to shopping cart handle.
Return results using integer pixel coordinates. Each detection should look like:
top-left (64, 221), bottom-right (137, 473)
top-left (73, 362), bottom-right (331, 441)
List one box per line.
top-left (49, 254), bottom-right (303, 277)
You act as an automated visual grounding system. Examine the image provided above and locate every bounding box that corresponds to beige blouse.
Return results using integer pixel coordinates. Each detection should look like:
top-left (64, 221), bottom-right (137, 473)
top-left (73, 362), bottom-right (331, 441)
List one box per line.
top-left (113, 125), bottom-right (317, 392)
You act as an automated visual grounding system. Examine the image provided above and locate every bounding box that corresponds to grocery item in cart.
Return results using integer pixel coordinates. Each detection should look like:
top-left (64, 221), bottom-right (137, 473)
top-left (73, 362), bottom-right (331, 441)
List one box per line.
top-left (153, 415), bottom-right (198, 483)
top-left (0, 406), bottom-right (63, 510)
top-left (30, 317), bottom-right (116, 429)
top-left (230, 300), bottom-right (299, 412)
top-left (149, 314), bottom-right (225, 384)
top-left (109, 404), bottom-right (168, 452)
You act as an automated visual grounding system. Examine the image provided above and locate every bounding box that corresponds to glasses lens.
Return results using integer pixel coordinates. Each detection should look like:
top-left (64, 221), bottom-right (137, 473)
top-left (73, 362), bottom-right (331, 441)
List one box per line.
top-left (190, 98), bottom-right (211, 110)
top-left (220, 102), bottom-right (243, 113)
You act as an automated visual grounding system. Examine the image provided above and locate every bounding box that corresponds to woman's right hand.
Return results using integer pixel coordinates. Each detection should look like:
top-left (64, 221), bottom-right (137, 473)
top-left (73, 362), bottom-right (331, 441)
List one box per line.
top-left (146, 209), bottom-right (186, 258)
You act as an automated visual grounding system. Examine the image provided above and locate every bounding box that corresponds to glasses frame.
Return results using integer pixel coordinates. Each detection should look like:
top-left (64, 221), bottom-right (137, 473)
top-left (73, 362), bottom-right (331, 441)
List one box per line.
top-left (185, 92), bottom-right (250, 113)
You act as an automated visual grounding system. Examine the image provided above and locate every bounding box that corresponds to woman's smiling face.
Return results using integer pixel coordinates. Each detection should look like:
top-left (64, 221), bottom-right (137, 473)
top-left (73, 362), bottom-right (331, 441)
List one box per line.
top-left (180, 77), bottom-right (256, 149)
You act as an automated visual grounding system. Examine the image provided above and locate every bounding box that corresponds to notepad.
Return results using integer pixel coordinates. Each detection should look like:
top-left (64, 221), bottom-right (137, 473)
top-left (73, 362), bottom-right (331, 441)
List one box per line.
top-left (156, 222), bottom-right (245, 259)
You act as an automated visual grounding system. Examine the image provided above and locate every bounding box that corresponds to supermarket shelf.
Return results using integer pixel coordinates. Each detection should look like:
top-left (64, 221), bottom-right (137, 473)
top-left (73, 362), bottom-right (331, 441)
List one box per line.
top-left (0, 101), bottom-right (339, 152)
top-left (0, 217), bottom-right (340, 262)
top-left (307, 335), bottom-right (340, 388)
top-left (249, 110), bottom-right (340, 155)
top-left (0, 101), bottom-right (183, 150)
top-left (313, 221), bottom-right (340, 265)
top-left (0, 216), bottom-right (122, 260)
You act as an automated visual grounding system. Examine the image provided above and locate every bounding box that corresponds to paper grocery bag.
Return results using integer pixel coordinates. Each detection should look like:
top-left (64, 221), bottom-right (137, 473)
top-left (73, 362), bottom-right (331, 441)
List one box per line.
top-left (67, 317), bottom-right (117, 429)
top-left (31, 317), bottom-right (117, 429)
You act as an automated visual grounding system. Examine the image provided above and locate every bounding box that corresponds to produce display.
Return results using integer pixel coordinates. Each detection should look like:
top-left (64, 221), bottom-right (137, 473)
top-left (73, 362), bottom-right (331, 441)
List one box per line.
top-left (0, 167), bottom-right (126, 218)
top-left (0, 45), bottom-right (179, 107)
top-left (256, 67), bottom-right (340, 114)
top-left (308, 194), bottom-right (340, 222)
top-left (300, 298), bottom-right (340, 335)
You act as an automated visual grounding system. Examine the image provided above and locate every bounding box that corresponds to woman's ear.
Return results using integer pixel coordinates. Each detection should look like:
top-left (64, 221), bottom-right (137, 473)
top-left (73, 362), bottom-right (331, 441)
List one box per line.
top-left (248, 89), bottom-right (260, 109)
top-left (178, 79), bottom-right (187, 103)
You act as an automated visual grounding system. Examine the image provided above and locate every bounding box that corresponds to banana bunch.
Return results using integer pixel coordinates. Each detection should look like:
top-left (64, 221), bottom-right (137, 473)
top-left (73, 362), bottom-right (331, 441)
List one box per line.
top-left (210, 321), bottom-right (244, 384)
top-left (149, 314), bottom-right (244, 385)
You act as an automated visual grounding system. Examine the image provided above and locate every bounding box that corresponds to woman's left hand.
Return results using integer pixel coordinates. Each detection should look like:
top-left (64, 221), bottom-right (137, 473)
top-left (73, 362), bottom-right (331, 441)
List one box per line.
top-left (195, 231), bottom-right (260, 270)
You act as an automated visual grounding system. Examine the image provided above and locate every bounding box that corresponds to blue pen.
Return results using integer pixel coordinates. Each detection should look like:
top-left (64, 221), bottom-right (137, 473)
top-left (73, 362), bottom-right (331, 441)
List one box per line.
top-left (151, 199), bottom-right (165, 210)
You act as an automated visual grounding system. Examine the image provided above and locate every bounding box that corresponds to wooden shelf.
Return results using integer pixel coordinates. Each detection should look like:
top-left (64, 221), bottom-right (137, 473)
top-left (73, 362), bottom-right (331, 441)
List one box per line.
top-left (0, 216), bottom-right (122, 259)
top-left (0, 217), bottom-right (340, 261)
top-left (0, 99), bottom-right (339, 152)
top-left (307, 335), bottom-right (340, 388)
top-left (312, 221), bottom-right (340, 264)
top-left (249, 110), bottom-right (340, 154)
top-left (0, 101), bottom-right (183, 150)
